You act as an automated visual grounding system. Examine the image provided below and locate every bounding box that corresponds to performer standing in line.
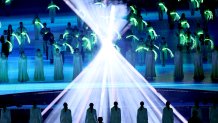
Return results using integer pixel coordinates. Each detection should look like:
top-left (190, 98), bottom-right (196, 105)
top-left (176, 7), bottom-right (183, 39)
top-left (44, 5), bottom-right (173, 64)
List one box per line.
top-left (32, 14), bottom-right (41, 40)
top-left (0, 53), bottom-right (9, 82)
top-left (18, 51), bottom-right (29, 82)
top-left (60, 102), bottom-right (72, 123)
top-left (16, 22), bottom-right (27, 52)
top-left (137, 101), bottom-right (148, 123)
top-left (29, 103), bottom-right (42, 123)
top-left (110, 101), bottom-right (121, 123)
top-left (54, 48), bottom-right (64, 80)
top-left (34, 49), bottom-right (45, 81)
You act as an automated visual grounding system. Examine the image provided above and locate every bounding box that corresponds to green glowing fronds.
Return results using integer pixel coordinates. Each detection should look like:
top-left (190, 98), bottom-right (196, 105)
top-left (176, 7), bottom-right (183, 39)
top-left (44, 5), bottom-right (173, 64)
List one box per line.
top-left (75, 34), bottom-right (80, 38)
top-left (91, 33), bottom-right (98, 43)
top-left (53, 44), bottom-right (60, 50)
top-left (153, 44), bottom-right (159, 50)
top-left (48, 5), bottom-right (60, 10)
top-left (170, 12), bottom-right (180, 21)
top-left (63, 32), bottom-right (69, 39)
top-left (82, 37), bottom-right (92, 51)
top-left (126, 35), bottom-right (139, 41)
top-left (6, 41), bottom-right (13, 52)
top-left (114, 44), bottom-right (120, 52)
top-left (205, 38), bottom-right (214, 49)
top-left (158, 2), bottom-right (168, 12)
top-left (63, 43), bottom-right (74, 54)
top-left (35, 21), bottom-right (44, 28)
top-left (130, 6), bottom-right (137, 14)
top-left (197, 30), bottom-right (204, 36)
top-left (162, 48), bottom-right (174, 58)
top-left (135, 46), bottom-right (148, 52)
top-left (130, 17), bottom-right (138, 26)
top-left (94, 2), bottom-right (106, 8)
top-left (152, 50), bottom-right (158, 61)
top-left (179, 33), bottom-right (187, 45)
top-left (148, 28), bottom-right (158, 40)
top-left (191, 36), bottom-right (197, 50)
top-left (21, 33), bottom-right (31, 44)
top-left (142, 20), bottom-right (148, 26)
top-left (204, 10), bottom-right (213, 21)
top-left (12, 33), bottom-right (21, 45)
top-left (181, 20), bottom-right (190, 28)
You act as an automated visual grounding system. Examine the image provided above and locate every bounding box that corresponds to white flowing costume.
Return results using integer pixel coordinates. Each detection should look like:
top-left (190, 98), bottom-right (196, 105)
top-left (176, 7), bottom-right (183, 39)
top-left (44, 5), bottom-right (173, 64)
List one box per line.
top-left (18, 55), bottom-right (29, 82)
top-left (54, 52), bottom-right (64, 80)
top-left (85, 108), bottom-right (97, 123)
top-left (174, 50), bottom-right (184, 80)
top-left (162, 107), bottom-right (174, 123)
top-left (29, 107), bottom-right (42, 123)
top-left (145, 50), bottom-right (156, 78)
top-left (193, 52), bottom-right (204, 79)
top-left (137, 107), bottom-right (148, 123)
top-left (110, 107), bottom-right (121, 123)
top-left (211, 50), bottom-right (218, 80)
top-left (60, 109), bottom-right (72, 123)
top-left (0, 56), bottom-right (9, 82)
top-left (34, 53), bottom-right (45, 81)
top-left (73, 52), bottom-right (83, 79)
top-left (209, 106), bottom-right (218, 123)
top-left (0, 109), bottom-right (11, 123)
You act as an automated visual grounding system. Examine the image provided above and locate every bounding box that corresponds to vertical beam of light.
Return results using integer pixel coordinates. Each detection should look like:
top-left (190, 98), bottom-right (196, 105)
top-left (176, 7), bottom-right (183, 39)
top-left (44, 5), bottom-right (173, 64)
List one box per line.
top-left (43, 0), bottom-right (187, 122)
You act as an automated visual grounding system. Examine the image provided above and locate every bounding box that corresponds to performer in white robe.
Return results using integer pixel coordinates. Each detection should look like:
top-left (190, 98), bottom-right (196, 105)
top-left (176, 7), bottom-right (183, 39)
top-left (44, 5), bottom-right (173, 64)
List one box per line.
top-left (209, 102), bottom-right (218, 123)
top-left (193, 47), bottom-right (204, 81)
top-left (174, 45), bottom-right (184, 81)
top-left (211, 48), bottom-right (218, 81)
top-left (162, 101), bottom-right (174, 123)
top-left (110, 102), bottom-right (121, 123)
top-left (125, 48), bottom-right (136, 67)
top-left (54, 48), bottom-right (64, 80)
top-left (16, 22), bottom-right (27, 52)
top-left (29, 103), bottom-right (42, 123)
top-left (32, 15), bottom-right (41, 40)
top-left (60, 102), bottom-right (72, 123)
top-left (0, 53), bottom-right (9, 82)
top-left (191, 101), bottom-right (202, 121)
top-left (85, 103), bottom-right (97, 123)
top-left (48, 1), bottom-right (57, 23)
top-left (0, 105), bottom-right (11, 123)
top-left (34, 49), bottom-right (45, 81)
top-left (73, 48), bottom-right (83, 79)
top-left (145, 47), bottom-right (156, 80)
top-left (18, 51), bottom-right (29, 82)
top-left (137, 101), bottom-right (148, 123)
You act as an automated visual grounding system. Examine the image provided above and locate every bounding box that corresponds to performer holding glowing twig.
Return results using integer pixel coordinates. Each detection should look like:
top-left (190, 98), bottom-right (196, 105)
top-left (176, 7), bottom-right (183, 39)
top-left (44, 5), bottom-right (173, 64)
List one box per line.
top-left (48, 0), bottom-right (60, 23)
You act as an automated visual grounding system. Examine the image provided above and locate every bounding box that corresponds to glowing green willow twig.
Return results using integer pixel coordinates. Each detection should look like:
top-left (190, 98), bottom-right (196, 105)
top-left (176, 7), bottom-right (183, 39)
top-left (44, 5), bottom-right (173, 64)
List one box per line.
top-left (179, 33), bottom-right (187, 45)
top-left (204, 10), bottom-right (213, 21)
top-left (130, 17), bottom-right (138, 26)
top-left (170, 12), bottom-right (180, 21)
top-left (162, 48), bottom-right (174, 58)
top-left (53, 44), bottom-right (60, 50)
top-left (152, 50), bottom-right (158, 61)
top-left (181, 20), bottom-right (190, 28)
top-left (94, 2), bottom-right (106, 8)
top-left (48, 5), bottom-right (60, 10)
top-left (35, 21), bottom-right (44, 28)
top-left (142, 20), bottom-right (148, 26)
top-left (204, 38), bottom-right (214, 49)
top-left (130, 6), bottom-right (137, 14)
top-left (158, 2), bottom-right (168, 12)
top-left (63, 32), bottom-right (69, 39)
top-left (135, 46), bottom-right (149, 52)
top-left (91, 33), bottom-right (98, 43)
top-left (153, 44), bottom-right (159, 50)
top-left (63, 43), bottom-right (74, 54)
top-left (126, 35), bottom-right (139, 41)
top-left (148, 27), bottom-right (158, 40)
top-left (6, 41), bottom-right (13, 52)
top-left (12, 33), bottom-right (21, 45)
top-left (82, 37), bottom-right (92, 51)
top-left (21, 32), bottom-right (31, 44)
top-left (191, 36), bottom-right (197, 50)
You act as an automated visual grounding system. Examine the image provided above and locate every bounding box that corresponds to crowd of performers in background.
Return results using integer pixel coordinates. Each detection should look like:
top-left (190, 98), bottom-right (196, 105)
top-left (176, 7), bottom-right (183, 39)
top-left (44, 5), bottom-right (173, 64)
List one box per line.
top-left (0, 0), bottom-right (218, 83)
top-left (1, 100), bottom-right (218, 123)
